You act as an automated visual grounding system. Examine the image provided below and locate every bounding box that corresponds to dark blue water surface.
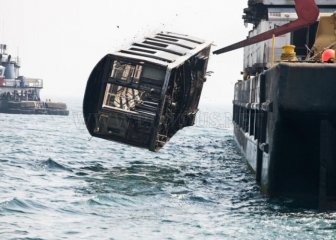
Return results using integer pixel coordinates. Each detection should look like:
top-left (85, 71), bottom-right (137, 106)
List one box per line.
top-left (1, 99), bottom-right (336, 240)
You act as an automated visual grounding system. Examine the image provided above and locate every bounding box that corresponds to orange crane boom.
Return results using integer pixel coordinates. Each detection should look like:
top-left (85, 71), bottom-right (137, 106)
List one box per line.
top-left (213, 0), bottom-right (319, 55)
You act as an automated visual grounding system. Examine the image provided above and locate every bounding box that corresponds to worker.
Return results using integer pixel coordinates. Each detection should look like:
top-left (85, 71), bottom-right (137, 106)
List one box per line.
top-left (321, 49), bottom-right (335, 63)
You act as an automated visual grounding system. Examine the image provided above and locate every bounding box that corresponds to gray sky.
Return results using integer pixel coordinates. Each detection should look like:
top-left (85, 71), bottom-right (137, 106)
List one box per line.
top-left (1, 0), bottom-right (247, 105)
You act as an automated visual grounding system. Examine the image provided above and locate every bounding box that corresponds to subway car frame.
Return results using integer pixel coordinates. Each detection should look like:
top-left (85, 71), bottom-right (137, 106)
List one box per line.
top-left (83, 32), bottom-right (212, 151)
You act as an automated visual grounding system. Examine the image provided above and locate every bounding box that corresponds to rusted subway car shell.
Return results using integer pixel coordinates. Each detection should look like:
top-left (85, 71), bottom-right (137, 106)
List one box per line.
top-left (83, 32), bottom-right (211, 151)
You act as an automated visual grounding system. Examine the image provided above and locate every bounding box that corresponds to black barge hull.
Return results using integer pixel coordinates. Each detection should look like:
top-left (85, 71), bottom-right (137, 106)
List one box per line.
top-left (233, 62), bottom-right (336, 209)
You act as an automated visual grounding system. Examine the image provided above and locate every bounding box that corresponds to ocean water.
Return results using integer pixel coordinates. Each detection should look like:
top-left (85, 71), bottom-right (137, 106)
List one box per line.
top-left (0, 100), bottom-right (336, 240)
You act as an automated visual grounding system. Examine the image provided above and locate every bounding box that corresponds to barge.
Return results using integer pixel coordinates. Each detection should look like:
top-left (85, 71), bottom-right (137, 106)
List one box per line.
top-left (214, 0), bottom-right (336, 209)
top-left (0, 44), bottom-right (69, 115)
top-left (83, 32), bottom-right (211, 151)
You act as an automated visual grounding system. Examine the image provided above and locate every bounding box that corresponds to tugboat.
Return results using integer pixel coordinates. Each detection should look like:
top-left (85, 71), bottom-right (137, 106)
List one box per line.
top-left (0, 44), bottom-right (69, 115)
top-left (83, 32), bottom-right (211, 151)
top-left (214, 0), bottom-right (336, 209)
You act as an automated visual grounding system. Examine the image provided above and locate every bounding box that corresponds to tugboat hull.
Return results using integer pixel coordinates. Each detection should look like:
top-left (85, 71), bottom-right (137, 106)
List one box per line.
top-left (0, 100), bottom-right (69, 115)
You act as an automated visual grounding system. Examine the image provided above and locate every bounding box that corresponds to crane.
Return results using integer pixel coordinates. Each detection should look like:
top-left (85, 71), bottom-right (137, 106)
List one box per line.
top-left (213, 0), bottom-right (319, 55)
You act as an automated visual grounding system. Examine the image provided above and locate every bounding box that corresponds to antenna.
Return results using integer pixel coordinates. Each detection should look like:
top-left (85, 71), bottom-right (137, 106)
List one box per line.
top-left (0, 17), bottom-right (4, 42)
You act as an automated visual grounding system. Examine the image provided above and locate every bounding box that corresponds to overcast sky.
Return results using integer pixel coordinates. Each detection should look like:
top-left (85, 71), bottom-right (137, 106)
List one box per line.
top-left (1, 0), bottom-right (248, 105)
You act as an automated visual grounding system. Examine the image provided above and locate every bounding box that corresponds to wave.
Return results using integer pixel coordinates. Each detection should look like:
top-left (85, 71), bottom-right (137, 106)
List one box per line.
top-left (39, 158), bottom-right (72, 172)
top-left (0, 197), bottom-right (48, 214)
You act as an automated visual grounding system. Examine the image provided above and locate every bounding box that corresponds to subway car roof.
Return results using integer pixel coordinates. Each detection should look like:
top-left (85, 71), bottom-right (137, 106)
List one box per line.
top-left (112, 32), bottom-right (212, 68)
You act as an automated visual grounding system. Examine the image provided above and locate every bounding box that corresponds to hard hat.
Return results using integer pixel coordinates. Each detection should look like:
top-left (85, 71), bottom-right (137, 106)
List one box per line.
top-left (321, 49), bottom-right (335, 63)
